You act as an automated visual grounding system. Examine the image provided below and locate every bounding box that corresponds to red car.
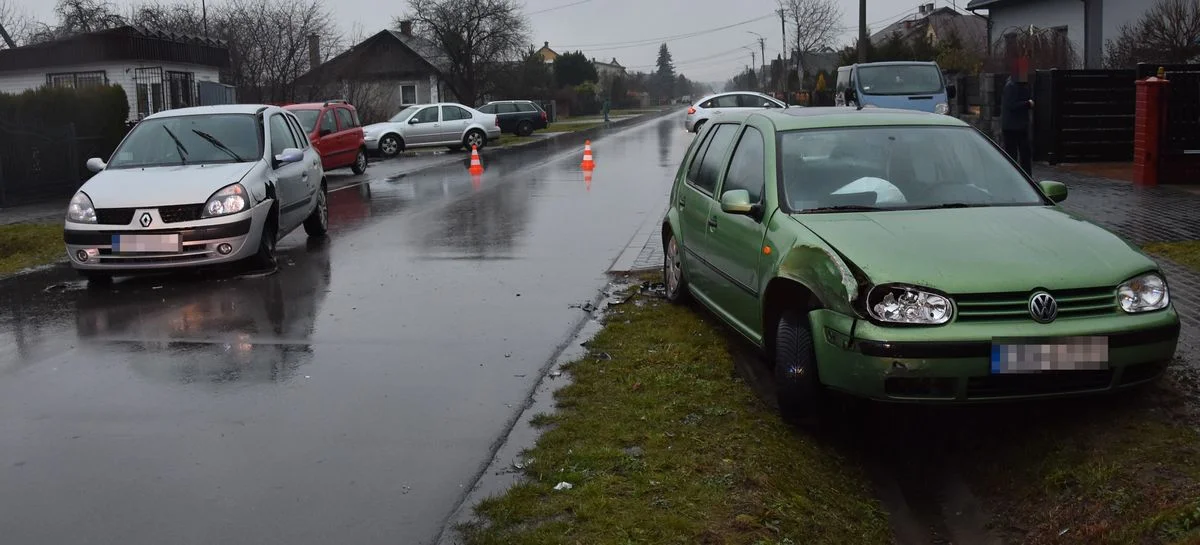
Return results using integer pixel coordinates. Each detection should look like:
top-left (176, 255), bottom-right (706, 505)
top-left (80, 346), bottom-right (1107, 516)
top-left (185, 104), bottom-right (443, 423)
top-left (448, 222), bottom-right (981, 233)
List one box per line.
top-left (285, 100), bottom-right (368, 174)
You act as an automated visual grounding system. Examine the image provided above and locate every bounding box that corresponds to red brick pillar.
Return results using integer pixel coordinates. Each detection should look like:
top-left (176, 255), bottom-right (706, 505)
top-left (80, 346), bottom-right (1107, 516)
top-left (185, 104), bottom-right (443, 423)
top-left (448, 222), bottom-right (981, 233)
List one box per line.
top-left (1134, 75), bottom-right (1169, 187)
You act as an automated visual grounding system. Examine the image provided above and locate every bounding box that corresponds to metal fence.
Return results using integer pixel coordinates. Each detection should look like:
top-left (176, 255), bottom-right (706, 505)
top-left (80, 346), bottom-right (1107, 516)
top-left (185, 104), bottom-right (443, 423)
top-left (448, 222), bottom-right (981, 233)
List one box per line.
top-left (1032, 69), bottom-right (1136, 164)
top-left (1137, 63), bottom-right (1200, 155)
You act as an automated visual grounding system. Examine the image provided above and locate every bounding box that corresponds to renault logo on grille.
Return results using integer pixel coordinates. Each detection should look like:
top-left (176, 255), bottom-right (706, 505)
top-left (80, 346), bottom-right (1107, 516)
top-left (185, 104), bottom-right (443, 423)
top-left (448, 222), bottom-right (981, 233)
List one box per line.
top-left (1029, 292), bottom-right (1058, 323)
top-left (139, 212), bottom-right (152, 228)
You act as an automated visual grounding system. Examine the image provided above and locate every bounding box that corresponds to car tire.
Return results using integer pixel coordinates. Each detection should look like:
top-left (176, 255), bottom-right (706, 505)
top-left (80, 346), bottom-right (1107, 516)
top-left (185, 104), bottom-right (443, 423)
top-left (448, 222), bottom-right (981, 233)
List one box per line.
top-left (303, 183), bottom-right (329, 237)
top-left (379, 134), bottom-right (402, 158)
top-left (250, 213), bottom-right (278, 271)
top-left (351, 149), bottom-right (367, 174)
top-left (516, 120), bottom-right (534, 137)
top-left (663, 231), bottom-right (690, 304)
top-left (774, 309), bottom-right (825, 426)
top-left (464, 130), bottom-right (486, 150)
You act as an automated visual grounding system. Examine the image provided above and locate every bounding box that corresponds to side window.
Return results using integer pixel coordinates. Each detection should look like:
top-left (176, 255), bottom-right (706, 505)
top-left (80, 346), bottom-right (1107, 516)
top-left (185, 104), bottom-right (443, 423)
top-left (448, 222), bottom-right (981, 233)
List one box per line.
top-left (286, 115), bottom-right (308, 149)
top-left (691, 124), bottom-right (738, 194)
top-left (320, 110), bottom-right (336, 134)
top-left (478, 104), bottom-right (495, 114)
top-left (516, 103), bottom-right (537, 113)
top-left (269, 114), bottom-right (297, 156)
top-left (686, 127), bottom-right (717, 182)
top-left (715, 95), bottom-right (740, 108)
top-left (701, 99), bottom-right (715, 108)
top-left (442, 106), bottom-right (470, 121)
top-left (413, 106), bottom-right (439, 124)
top-left (496, 103), bottom-right (518, 114)
top-left (335, 107), bottom-right (356, 129)
top-left (738, 94), bottom-right (767, 108)
top-left (721, 127), bottom-right (766, 203)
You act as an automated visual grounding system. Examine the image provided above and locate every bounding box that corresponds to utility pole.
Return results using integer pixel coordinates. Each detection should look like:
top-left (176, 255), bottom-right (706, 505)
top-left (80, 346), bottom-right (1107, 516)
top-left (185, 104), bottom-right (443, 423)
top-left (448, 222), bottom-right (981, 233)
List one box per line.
top-left (857, 0), bottom-right (867, 62)
top-left (202, 0), bottom-right (209, 37)
top-left (0, 23), bottom-right (15, 49)
top-left (747, 31), bottom-right (766, 90)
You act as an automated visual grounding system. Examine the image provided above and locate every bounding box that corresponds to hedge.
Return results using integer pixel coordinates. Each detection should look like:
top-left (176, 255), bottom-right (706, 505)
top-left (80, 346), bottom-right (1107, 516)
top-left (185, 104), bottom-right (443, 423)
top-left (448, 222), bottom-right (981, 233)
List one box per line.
top-left (0, 84), bottom-right (130, 156)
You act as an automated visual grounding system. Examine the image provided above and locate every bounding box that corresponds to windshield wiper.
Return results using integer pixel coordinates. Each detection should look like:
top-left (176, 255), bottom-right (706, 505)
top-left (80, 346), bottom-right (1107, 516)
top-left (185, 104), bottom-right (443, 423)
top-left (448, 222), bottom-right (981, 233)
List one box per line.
top-left (163, 126), bottom-right (188, 164)
top-left (801, 205), bottom-right (885, 213)
top-left (192, 129), bottom-right (246, 162)
top-left (916, 203), bottom-right (988, 210)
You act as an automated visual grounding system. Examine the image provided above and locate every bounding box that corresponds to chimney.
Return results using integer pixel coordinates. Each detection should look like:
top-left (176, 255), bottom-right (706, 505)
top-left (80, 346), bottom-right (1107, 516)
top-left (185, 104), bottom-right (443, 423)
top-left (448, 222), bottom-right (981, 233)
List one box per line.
top-left (400, 20), bottom-right (413, 37)
top-left (308, 33), bottom-right (320, 70)
top-left (544, 41), bottom-right (549, 48)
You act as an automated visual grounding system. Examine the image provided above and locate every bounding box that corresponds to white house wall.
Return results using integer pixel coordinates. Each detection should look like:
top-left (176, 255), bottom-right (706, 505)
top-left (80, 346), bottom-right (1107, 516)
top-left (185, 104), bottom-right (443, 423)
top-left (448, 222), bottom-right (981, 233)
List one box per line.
top-left (0, 60), bottom-right (220, 121)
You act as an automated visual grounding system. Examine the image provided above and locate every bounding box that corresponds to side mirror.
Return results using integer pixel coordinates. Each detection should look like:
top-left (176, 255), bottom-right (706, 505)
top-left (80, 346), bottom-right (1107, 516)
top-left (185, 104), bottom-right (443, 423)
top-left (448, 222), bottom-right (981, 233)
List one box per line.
top-left (274, 147), bottom-right (304, 165)
top-left (946, 84), bottom-right (958, 100)
top-left (720, 189), bottom-right (754, 215)
top-left (318, 128), bottom-right (332, 137)
top-left (409, 118), bottom-right (420, 124)
top-left (1038, 180), bottom-right (1068, 203)
top-left (86, 157), bottom-right (106, 173)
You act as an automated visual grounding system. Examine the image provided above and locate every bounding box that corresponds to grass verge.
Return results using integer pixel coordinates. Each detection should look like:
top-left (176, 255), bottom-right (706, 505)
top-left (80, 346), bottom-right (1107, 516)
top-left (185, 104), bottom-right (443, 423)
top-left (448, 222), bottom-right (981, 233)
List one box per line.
top-left (1145, 241), bottom-right (1200, 272)
top-left (0, 223), bottom-right (64, 276)
top-left (457, 282), bottom-right (890, 545)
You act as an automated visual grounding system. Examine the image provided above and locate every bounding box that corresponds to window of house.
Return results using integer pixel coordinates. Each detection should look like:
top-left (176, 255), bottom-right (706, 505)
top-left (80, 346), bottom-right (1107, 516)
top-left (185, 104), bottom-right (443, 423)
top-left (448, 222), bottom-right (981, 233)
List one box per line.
top-left (166, 71), bottom-right (196, 109)
top-left (335, 107), bottom-right (357, 129)
top-left (46, 71), bottom-right (107, 89)
top-left (401, 85), bottom-right (417, 105)
top-left (133, 67), bottom-right (166, 119)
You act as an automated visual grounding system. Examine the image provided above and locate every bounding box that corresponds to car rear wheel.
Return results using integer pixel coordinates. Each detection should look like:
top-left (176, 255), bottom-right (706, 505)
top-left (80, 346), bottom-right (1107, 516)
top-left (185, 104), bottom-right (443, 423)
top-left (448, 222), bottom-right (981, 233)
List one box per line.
top-left (351, 149), bottom-right (367, 174)
top-left (774, 309), bottom-right (825, 426)
top-left (379, 134), bottom-right (402, 158)
top-left (303, 184), bottom-right (328, 237)
top-left (663, 231), bottom-right (690, 304)
top-left (516, 120), bottom-right (534, 137)
top-left (464, 130), bottom-right (486, 150)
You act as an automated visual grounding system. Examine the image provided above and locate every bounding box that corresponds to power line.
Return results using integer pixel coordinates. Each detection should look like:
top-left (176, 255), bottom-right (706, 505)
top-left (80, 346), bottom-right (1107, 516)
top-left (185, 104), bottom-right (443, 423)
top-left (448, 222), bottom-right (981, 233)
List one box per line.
top-left (528, 0), bottom-right (592, 16)
top-left (623, 43), bottom-right (758, 70)
top-left (552, 12), bottom-right (777, 51)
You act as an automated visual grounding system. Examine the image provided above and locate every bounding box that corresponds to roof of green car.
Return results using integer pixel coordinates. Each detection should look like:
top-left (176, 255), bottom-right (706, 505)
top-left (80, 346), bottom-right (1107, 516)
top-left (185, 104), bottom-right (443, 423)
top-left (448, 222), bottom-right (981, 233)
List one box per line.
top-left (739, 106), bottom-right (970, 131)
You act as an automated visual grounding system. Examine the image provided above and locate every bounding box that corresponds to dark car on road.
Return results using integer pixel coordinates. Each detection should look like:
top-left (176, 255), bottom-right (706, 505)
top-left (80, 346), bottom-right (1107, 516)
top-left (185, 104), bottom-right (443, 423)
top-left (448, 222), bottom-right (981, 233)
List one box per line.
top-left (477, 100), bottom-right (548, 136)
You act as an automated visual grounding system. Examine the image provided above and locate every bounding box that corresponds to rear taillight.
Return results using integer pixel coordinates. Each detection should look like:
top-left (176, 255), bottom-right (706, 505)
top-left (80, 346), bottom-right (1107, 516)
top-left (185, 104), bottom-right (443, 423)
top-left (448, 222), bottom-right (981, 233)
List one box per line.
top-left (541, 111), bottom-right (547, 121)
top-left (495, 116), bottom-right (500, 127)
top-left (687, 106), bottom-right (696, 115)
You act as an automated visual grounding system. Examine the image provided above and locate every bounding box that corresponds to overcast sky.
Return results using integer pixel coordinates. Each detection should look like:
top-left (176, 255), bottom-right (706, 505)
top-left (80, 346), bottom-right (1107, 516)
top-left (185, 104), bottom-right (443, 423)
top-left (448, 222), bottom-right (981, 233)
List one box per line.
top-left (14, 0), bottom-right (970, 84)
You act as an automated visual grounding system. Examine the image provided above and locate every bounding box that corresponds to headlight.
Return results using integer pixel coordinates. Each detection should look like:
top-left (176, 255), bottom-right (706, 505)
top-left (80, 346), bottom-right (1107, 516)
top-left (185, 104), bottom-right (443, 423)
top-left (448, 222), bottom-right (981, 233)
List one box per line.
top-left (201, 183), bottom-right (248, 218)
top-left (67, 191), bottom-right (97, 224)
top-left (867, 284), bottom-right (954, 325)
top-left (1118, 273), bottom-right (1169, 313)
top-left (935, 102), bottom-right (949, 115)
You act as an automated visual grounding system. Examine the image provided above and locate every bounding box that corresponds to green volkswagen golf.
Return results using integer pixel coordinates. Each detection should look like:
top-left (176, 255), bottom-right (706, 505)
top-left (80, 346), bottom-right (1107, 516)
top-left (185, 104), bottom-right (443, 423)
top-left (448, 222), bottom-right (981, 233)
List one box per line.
top-left (662, 107), bottom-right (1180, 420)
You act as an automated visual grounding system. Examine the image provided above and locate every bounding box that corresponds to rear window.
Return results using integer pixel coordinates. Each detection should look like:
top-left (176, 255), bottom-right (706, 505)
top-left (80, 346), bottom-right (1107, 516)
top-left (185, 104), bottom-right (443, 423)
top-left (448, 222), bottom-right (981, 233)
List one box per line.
top-left (516, 103), bottom-right (537, 113)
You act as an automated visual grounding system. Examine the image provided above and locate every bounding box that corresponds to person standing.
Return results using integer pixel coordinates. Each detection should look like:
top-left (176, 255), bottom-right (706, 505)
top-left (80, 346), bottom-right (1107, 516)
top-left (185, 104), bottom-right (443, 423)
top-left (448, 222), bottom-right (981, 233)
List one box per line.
top-left (602, 96), bottom-right (611, 123)
top-left (1001, 69), bottom-right (1034, 176)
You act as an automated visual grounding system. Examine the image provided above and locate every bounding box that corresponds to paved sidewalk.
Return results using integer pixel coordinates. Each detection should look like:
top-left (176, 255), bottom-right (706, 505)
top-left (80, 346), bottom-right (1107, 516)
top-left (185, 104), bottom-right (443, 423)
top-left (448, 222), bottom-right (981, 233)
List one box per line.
top-left (0, 201), bottom-right (64, 226)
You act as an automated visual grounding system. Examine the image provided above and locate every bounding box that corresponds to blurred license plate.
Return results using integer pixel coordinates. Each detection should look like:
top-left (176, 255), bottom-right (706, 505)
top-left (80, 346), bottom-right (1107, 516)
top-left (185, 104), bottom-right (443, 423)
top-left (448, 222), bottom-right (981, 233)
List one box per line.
top-left (111, 233), bottom-right (181, 253)
top-left (990, 336), bottom-right (1109, 374)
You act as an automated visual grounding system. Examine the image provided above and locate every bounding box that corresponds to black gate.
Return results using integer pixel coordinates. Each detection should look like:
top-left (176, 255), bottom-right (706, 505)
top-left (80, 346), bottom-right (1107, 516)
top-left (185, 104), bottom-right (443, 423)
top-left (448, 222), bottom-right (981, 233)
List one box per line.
top-left (0, 121), bottom-right (80, 206)
top-left (1033, 69), bottom-right (1136, 164)
top-left (1137, 63), bottom-right (1200, 156)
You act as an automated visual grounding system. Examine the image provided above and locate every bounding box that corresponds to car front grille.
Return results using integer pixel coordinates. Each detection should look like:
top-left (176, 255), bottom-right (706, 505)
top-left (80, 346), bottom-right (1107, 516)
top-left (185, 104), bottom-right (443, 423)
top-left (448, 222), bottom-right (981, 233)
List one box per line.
top-left (159, 204), bottom-right (204, 223)
top-left (95, 208), bottom-right (137, 225)
top-left (954, 287), bottom-right (1118, 323)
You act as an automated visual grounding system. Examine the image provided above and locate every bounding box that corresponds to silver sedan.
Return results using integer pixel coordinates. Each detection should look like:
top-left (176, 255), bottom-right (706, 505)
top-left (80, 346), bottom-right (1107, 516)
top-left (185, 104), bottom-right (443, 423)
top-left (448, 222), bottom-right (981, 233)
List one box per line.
top-left (362, 102), bottom-right (502, 157)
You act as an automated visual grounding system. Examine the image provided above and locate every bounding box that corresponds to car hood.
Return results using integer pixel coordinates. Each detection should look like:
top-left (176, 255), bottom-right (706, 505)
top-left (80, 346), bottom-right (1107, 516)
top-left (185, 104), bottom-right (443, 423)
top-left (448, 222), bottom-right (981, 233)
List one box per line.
top-left (81, 162), bottom-right (258, 208)
top-left (793, 206), bottom-right (1157, 294)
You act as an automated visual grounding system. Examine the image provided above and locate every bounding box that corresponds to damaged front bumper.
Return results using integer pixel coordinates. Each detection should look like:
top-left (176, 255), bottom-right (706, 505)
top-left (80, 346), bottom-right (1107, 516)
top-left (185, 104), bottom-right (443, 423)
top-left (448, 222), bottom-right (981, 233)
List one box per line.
top-left (809, 308), bottom-right (1181, 402)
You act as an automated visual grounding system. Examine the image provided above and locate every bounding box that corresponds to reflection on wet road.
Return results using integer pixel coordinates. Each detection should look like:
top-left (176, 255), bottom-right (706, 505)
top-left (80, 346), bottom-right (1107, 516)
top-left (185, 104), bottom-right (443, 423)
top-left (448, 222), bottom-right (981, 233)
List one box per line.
top-left (0, 112), bottom-right (689, 545)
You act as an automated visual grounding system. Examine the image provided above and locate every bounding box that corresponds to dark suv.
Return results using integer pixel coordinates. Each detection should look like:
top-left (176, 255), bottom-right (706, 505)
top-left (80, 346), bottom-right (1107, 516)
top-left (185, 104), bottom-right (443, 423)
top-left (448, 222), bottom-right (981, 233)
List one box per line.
top-left (477, 100), bottom-right (548, 136)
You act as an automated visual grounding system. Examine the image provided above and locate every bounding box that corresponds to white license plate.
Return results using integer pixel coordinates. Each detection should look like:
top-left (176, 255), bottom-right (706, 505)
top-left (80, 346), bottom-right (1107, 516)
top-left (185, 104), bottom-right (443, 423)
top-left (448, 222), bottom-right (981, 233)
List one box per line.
top-left (990, 336), bottom-right (1109, 374)
top-left (111, 233), bottom-right (181, 253)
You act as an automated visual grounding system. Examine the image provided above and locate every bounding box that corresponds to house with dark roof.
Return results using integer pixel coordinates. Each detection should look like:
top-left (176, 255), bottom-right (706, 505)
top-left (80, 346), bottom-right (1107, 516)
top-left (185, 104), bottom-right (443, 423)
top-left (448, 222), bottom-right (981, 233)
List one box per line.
top-left (293, 21), bottom-right (453, 122)
top-left (966, 0), bottom-right (1149, 68)
top-left (871, 3), bottom-right (988, 61)
top-left (0, 26), bottom-right (233, 122)
top-left (535, 42), bottom-right (559, 64)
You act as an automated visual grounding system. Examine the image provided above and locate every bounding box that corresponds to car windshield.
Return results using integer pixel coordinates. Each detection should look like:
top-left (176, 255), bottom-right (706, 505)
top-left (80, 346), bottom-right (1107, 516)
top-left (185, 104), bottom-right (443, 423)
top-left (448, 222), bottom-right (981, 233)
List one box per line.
top-left (857, 64), bottom-right (944, 95)
top-left (108, 114), bottom-right (261, 169)
top-left (389, 106), bottom-right (419, 122)
top-left (779, 126), bottom-right (1045, 212)
top-left (291, 109), bottom-right (320, 132)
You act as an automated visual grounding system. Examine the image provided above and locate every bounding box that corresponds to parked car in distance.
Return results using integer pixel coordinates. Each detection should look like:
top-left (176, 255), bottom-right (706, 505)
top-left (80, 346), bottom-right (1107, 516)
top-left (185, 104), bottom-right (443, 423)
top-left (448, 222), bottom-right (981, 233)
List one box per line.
top-left (65, 105), bottom-right (329, 285)
top-left (663, 107), bottom-right (1179, 423)
top-left (477, 100), bottom-right (548, 136)
top-left (285, 100), bottom-right (368, 174)
top-left (685, 91), bottom-right (787, 133)
top-left (834, 61), bottom-right (956, 114)
top-left (362, 103), bottom-right (501, 158)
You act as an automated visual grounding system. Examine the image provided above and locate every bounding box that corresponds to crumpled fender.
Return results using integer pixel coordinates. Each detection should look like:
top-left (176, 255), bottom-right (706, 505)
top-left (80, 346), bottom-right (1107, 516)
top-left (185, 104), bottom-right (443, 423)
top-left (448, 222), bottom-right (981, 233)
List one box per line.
top-left (765, 213), bottom-right (861, 316)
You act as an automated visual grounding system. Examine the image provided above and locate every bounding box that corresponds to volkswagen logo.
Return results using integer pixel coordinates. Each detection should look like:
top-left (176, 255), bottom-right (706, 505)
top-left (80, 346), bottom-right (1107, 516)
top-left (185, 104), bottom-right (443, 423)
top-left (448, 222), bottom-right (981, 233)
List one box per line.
top-left (1029, 291), bottom-right (1058, 323)
top-left (139, 212), bottom-right (152, 228)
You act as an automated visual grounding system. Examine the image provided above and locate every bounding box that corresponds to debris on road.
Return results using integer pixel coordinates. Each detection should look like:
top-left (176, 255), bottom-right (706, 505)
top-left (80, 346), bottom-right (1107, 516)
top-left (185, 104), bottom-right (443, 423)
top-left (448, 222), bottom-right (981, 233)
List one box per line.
top-left (552, 482), bottom-right (573, 491)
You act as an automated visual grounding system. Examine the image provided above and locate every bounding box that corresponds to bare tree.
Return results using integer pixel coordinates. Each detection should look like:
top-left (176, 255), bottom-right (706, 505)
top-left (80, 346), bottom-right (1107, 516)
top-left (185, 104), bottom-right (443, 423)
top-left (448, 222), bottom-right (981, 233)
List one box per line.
top-left (989, 25), bottom-right (1079, 71)
top-left (400, 0), bottom-right (530, 105)
top-left (130, 1), bottom-right (208, 35)
top-left (779, 0), bottom-right (841, 80)
top-left (1105, 0), bottom-right (1200, 68)
top-left (27, 0), bottom-right (126, 43)
top-left (0, 0), bottom-right (34, 47)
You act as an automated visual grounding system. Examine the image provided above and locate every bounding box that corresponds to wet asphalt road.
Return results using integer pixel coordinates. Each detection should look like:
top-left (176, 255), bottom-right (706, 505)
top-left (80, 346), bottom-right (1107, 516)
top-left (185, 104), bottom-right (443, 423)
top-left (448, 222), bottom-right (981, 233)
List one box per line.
top-left (0, 112), bottom-right (688, 545)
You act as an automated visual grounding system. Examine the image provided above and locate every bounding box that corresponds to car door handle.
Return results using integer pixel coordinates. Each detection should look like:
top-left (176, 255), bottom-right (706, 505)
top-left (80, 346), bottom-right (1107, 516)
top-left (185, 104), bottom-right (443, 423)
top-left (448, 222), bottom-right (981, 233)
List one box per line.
top-left (677, 197), bottom-right (686, 209)
top-left (707, 218), bottom-right (718, 229)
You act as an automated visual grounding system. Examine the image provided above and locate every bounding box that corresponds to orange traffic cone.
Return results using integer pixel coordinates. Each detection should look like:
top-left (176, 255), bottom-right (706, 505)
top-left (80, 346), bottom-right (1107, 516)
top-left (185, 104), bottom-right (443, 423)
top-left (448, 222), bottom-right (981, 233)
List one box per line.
top-left (469, 145), bottom-right (484, 175)
top-left (583, 169), bottom-right (593, 191)
top-left (580, 140), bottom-right (595, 170)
